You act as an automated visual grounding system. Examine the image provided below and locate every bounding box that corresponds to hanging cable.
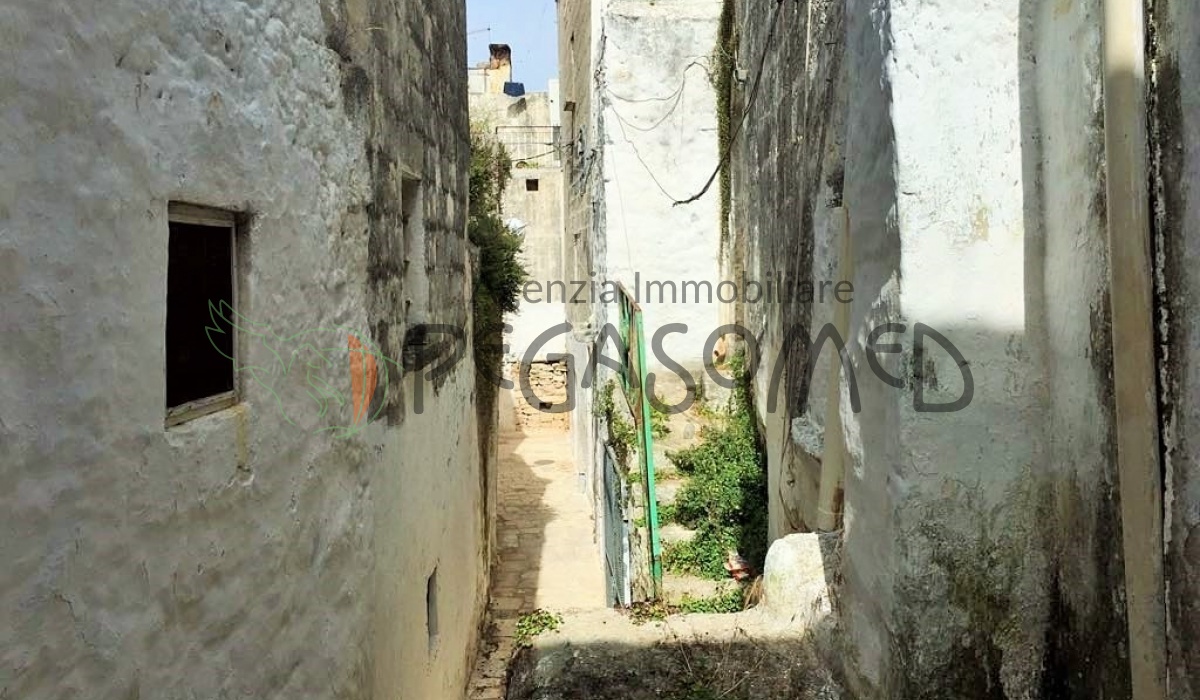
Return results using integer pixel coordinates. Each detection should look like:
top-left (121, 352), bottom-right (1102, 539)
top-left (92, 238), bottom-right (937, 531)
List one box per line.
top-left (511, 146), bottom-right (562, 163)
top-left (672, 0), bottom-right (785, 207)
top-left (604, 60), bottom-right (710, 135)
top-left (609, 107), bottom-right (692, 202)
top-left (605, 59), bottom-right (712, 104)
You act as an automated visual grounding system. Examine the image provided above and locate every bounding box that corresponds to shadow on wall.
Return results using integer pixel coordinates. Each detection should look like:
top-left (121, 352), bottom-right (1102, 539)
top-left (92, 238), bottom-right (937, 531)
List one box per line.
top-left (1014, 0), bottom-right (1132, 695)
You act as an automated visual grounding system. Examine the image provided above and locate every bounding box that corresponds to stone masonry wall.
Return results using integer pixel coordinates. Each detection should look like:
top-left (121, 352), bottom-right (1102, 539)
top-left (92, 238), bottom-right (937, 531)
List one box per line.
top-left (1151, 0), bottom-right (1200, 693)
top-left (558, 0), bottom-right (607, 538)
top-left (726, 0), bottom-right (1132, 696)
top-left (512, 361), bottom-right (571, 432)
top-left (0, 1), bottom-right (488, 698)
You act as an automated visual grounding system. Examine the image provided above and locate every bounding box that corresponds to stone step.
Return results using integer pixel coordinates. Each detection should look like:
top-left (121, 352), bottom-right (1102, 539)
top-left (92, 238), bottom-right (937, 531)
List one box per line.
top-left (661, 572), bottom-right (737, 606)
top-left (655, 478), bottom-right (685, 506)
top-left (658, 523), bottom-right (697, 545)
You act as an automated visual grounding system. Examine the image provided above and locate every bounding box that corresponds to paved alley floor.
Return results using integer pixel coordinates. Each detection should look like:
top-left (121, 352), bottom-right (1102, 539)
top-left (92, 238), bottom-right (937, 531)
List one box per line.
top-left (467, 391), bottom-right (606, 700)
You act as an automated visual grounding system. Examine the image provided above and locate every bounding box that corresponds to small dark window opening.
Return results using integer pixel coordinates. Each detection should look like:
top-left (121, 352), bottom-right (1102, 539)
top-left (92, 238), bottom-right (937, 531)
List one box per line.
top-left (526, 178), bottom-right (540, 192)
top-left (401, 177), bottom-right (424, 269)
top-left (426, 567), bottom-right (440, 652)
top-left (166, 204), bottom-right (238, 422)
top-left (400, 175), bottom-right (428, 316)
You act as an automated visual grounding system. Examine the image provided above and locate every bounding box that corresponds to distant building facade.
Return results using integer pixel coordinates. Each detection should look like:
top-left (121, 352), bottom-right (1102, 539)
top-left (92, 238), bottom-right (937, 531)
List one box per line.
top-left (470, 45), bottom-right (568, 364)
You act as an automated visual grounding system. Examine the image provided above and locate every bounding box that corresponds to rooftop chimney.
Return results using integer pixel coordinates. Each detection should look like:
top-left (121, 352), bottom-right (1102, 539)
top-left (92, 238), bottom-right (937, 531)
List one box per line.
top-left (485, 44), bottom-right (513, 94)
top-left (487, 44), bottom-right (512, 70)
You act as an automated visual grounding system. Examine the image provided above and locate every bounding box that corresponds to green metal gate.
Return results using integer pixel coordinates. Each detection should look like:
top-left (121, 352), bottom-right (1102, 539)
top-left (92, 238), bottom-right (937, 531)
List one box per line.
top-left (614, 283), bottom-right (663, 597)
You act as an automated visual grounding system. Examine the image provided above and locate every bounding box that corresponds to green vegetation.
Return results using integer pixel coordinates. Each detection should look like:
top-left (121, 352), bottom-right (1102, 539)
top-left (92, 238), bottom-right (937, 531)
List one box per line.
top-left (662, 354), bottom-right (767, 580)
top-left (677, 586), bottom-right (747, 615)
top-left (663, 532), bottom-right (733, 580)
top-left (597, 381), bottom-right (638, 467)
top-left (690, 381), bottom-right (718, 420)
top-left (712, 0), bottom-right (739, 245)
top-left (514, 609), bottom-right (564, 647)
top-left (626, 586), bottom-right (746, 625)
top-left (628, 600), bottom-right (671, 626)
top-left (650, 397), bottom-right (671, 439)
top-left (469, 124), bottom-right (527, 409)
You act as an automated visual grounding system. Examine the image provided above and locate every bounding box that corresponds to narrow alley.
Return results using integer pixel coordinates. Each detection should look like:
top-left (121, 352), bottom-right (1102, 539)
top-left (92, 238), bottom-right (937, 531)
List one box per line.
top-left (468, 377), bottom-right (606, 700)
top-left (470, 368), bottom-right (842, 700)
top-left (4, 0), bottom-right (1200, 698)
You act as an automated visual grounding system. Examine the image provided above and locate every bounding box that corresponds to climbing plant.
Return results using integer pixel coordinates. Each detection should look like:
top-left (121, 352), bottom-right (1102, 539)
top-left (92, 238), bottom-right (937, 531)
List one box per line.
top-left (712, 0), bottom-right (739, 245)
top-left (469, 124), bottom-right (527, 408)
top-left (596, 381), bottom-right (638, 469)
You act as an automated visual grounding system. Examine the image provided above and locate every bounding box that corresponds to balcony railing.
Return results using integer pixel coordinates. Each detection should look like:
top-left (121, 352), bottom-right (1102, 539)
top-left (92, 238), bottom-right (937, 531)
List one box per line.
top-left (493, 125), bottom-right (561, 168)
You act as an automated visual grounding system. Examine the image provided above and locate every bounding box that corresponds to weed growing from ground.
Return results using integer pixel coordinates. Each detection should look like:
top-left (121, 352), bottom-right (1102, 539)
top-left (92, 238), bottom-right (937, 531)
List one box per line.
top-left (650, 396), bottom-right (671, 439)
top-left (627, 586), bottom-right (746, 624)
top-left (662, 353), bottom-right (768, 580)
top-left (514, 609), bottom-right (564, 647)
top-left (629, 600), bottom-right (672, 625)
top-left (677, 586), bottom-right (747, 615)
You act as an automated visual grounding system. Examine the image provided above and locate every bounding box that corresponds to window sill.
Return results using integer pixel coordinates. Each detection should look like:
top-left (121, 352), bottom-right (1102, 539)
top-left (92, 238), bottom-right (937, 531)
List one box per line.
top-left (166, 392), bottom-right (239, 428)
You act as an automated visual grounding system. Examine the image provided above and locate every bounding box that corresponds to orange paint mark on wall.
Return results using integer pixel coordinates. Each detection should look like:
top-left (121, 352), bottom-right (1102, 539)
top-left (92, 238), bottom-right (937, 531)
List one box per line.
top-left (348, 335), bottom-right (378, 425)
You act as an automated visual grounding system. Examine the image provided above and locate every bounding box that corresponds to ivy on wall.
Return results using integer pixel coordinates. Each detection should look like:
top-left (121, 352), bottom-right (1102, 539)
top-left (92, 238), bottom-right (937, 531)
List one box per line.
top-left (469, 125), bottom-right (527, 406)
top-left (713, 0), bottom-right (738, 245)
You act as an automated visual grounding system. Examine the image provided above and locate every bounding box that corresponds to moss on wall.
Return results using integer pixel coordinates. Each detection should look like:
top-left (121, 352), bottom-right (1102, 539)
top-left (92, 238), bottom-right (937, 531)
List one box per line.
top-left (713, 0), bottom-right (738, 246)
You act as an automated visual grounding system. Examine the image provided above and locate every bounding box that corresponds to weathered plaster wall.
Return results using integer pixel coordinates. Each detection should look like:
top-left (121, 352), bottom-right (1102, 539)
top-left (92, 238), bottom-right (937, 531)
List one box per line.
top-left (471, 91), bottom-right (557, 134)
top-left (601, 0), bottom-right (723, 378)
top-left (1152, 0), bottom-right (1200, 693)
top-left (1020, 0), bottom-right (1131, 694)
top-left (0, 1), bottom-right (489, 698)
top-left (727, 0), bottom-right (1132, 696)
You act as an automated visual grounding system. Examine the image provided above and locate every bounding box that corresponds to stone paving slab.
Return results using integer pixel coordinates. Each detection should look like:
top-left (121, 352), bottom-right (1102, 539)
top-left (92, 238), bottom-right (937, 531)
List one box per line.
top-left (467, 403), bottom-right (606, 699)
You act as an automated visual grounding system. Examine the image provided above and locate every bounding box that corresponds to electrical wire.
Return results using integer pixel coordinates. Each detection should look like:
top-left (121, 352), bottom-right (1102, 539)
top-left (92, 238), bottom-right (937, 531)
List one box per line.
top-left (604, 58), bottom-right (712, 104)
top-left (510, 144), bottom-right (563, 163)
top-left (672, 0), bottom-right (786, 207)
top-left (590, 1), bottom-right (785, 206)
top-left (603, 59), bottom-right (710, 135)
top-left (598, 57), bottom-right (719, 200)
top-left (609, 106), bottom-right (692, 202)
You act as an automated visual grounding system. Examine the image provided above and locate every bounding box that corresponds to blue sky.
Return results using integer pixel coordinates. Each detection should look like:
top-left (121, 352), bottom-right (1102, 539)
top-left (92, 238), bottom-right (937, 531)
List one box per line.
top-left (466, 0), bottom-right (559, 92)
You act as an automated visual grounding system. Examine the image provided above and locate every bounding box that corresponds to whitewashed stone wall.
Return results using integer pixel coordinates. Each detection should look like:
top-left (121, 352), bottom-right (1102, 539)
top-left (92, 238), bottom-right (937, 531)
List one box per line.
top-left (0, 1), bottom-right (490, 698)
